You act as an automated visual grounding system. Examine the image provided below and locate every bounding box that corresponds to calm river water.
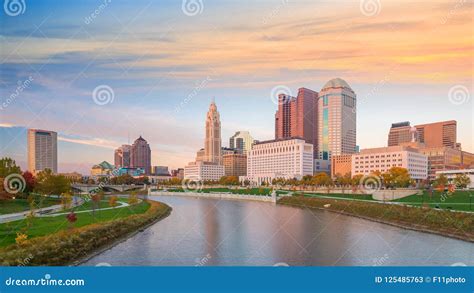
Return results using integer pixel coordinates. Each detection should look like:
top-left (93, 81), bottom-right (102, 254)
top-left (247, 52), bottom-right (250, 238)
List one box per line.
top-left (82, 195), bottom-right (473, 266)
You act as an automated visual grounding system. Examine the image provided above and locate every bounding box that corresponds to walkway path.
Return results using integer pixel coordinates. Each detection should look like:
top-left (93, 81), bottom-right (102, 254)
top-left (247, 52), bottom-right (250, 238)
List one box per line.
top-left (0, 196), bottom-right (84, 223)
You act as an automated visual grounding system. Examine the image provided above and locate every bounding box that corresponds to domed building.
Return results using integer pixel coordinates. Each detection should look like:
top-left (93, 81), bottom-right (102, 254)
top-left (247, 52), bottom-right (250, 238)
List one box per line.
top-left (317, 78), bottom-right (357, 160)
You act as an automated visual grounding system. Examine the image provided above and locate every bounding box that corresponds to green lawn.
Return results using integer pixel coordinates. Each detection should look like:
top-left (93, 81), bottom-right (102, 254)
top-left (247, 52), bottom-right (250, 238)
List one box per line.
top-left (0, 200), bottom-right (150, 247)
top-left (0, 197), bottom-right (62, 215)
top-left (394, 190), bottom-right (474, 212)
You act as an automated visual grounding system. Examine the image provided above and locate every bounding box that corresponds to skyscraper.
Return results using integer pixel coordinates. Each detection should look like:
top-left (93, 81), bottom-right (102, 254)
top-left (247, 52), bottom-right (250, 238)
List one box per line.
top-left (317, 78), bottom-right (357, 160)
top-left (415, 120), bottom-right (457, 149)
top-left (114, 144), bottom-right (131, 168)
top-left (204, 100), bottom-right (222, 164)
top-left (130, 136), bottom-right (151, 174)
top-left (229, 131), bottom-right (255, 154)
top-left (388, 122), bottom-right (417, 146)
top-left (275, 87), bottom-right (318, 155)
top-left (27, 129), bottom-right (58, 174)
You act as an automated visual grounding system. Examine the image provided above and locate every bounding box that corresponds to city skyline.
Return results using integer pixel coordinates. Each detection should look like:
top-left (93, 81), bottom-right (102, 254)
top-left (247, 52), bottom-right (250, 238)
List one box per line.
top-left (1, 0), bottom-right (472, 174)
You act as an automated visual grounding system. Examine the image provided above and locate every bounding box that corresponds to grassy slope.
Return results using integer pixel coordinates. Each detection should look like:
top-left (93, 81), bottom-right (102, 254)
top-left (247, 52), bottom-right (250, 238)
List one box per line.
top-left (0, 201), bottom-right (149, 247)
top-left (394, 191), bottom-right (474, 212)
top-left (279, 196), bottom-right (474, 242)
top-left (0, 198), bottom-right (62, 214)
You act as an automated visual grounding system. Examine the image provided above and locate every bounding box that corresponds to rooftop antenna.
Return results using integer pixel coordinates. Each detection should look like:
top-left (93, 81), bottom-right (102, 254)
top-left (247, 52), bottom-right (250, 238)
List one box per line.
top-left (127, 132), bottom-right (130, 145)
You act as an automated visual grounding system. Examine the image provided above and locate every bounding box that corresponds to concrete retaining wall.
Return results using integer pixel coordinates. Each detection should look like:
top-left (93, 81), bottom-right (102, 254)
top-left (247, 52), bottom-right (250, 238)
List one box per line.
top-left (149, 191), bottom-right (277, 203)
top-left (372, 189), bottom-right (420, 201)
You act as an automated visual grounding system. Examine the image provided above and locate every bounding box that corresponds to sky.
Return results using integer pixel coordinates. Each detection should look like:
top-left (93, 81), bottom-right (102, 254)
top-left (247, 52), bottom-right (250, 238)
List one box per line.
top-left (0, 0), bottom-right (473, 174)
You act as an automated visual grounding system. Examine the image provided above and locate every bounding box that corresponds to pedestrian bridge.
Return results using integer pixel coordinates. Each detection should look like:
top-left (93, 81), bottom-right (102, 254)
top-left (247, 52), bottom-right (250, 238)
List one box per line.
top-left (71, 184), bottom-right (143, 193)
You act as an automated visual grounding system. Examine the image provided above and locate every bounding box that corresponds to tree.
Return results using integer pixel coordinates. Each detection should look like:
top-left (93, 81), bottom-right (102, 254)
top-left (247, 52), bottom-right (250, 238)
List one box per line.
top-left (434, 174), bottom-right (448, 188)
top-left (35, 169), bottom-right (71, 195)
top-left (128, 191), bottom-right (139, 205)
top-left (453, 174), bottom-right (470, 189)
top-left (22, 171), bottom-right (36, 193)
top-left (0, 157), bottom-right (21, 177)
top-left (109, 195), bottom-right (118, 208)
top-left (384, 167), bottom-right (411, 188)
top-left (61, 192), bottom-right (73, 210)
top-left (352, 174), bottom-right (364, 187)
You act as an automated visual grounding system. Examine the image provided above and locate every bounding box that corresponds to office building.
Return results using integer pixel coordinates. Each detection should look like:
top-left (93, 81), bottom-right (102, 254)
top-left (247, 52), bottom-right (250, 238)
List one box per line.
top-left (229, 131), bottom-right (255, 154)
top-left (275, 87), bottom-right (318, 155)
top-left (331, 154), bottom-right (353, 178)
top-left (415, 120), bottom-right (457, 148)
top-left (171, 168), bottom-right (184, 180)
top-left (245, 138), bottom-right (313, 185)
top-left (204, 100), bottom-right (222, 164)
top-left (130, 136), bottom-right (151, 174)
top-left (318, 78), bottom-right (357, 160)
top-left (388, 122), bottom-right (418, 146)
top-left (435, 169), bottom-right (474, 189)
top-left (27, 129), bottom-right (58, 174)
top-left (222, 151), bottom-right (247, 177)
top-left (184, 161), bottom-right (225, 181)
top-left (114, 144), bottom-right (131, 168)
top-left (352, 146), bottom-right (428, 181)
top-left (153, 166), bottom-right (169, 176)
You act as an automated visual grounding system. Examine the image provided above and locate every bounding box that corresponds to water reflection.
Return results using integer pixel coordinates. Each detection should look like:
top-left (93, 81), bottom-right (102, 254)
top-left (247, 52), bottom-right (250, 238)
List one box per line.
top-left (82, 195), bottom-right (474, 266)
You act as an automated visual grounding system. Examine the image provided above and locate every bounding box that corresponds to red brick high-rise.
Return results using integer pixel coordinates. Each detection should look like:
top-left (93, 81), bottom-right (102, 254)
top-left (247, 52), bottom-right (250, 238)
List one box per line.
top-left (275, 87), bottom-right (318, 155)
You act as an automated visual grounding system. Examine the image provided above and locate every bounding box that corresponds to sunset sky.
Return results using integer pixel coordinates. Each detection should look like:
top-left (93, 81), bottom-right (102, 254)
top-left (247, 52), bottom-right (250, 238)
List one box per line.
top-left (1, 0), bottom-right (473, 174)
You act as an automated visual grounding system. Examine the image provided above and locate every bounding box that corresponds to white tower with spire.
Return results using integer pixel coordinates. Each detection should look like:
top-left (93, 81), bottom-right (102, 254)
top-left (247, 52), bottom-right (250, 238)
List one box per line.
top-left (204, 99), bottom-right (222, 164)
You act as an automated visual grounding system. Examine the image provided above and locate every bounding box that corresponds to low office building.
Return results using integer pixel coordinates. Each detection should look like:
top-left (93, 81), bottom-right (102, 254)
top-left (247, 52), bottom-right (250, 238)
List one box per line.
top-left (352, 146), bottom-right (428, 181)
top-left (435, 169), bottom-right (474, 189)
top-left (184, 161), bottom-right (225, 181)
top-left (223, 151), bottom-right (247, 177)
top-left (331, 154), bottom-right (352, 178)
top-left (314, 159), bottom-right (330, 174)
top-left (245, 138), bottom-right (313, 185)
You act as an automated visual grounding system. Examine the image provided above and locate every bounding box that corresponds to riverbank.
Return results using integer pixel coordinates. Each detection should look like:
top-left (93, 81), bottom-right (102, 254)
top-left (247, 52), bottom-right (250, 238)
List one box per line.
top-left (278, 196), bottom-right (474, 243)
top-left (0, 200), bottom-right (171, 266)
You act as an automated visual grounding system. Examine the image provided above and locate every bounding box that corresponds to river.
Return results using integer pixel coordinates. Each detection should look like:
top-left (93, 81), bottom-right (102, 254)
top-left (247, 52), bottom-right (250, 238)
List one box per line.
top-left (82, 195), bottom-right (473, 266)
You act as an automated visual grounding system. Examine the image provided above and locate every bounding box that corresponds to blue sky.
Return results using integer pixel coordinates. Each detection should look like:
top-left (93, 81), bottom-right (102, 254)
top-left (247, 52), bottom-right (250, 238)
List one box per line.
top-left (1, 0), bottom-right (472, 174)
